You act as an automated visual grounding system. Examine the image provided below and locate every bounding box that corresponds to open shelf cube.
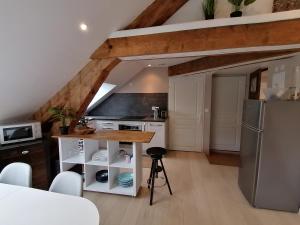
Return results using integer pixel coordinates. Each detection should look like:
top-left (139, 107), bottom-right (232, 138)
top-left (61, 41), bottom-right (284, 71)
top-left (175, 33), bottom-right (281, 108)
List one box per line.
top-left (84, 139), bottom-right (108, 166)
top-left (109, 167), bottom-right (135, 195)
top-left (59, 138), bottom-right (84, 163)
top-left (109, 141), bottom-right (133, 168)
top-left (84, 164), bottom-right (109, 192)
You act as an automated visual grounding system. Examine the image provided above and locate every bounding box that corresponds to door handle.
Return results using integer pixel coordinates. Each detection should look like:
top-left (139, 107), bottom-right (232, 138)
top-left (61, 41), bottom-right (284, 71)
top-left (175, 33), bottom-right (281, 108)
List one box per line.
top-left (21, 150), bottom-right (29, 155)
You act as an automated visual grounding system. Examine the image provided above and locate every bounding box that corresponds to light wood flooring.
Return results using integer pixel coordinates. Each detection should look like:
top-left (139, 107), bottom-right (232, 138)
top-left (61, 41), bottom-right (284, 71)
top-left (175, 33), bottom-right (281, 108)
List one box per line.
top-left (84, 151), bottom-right (300, 225)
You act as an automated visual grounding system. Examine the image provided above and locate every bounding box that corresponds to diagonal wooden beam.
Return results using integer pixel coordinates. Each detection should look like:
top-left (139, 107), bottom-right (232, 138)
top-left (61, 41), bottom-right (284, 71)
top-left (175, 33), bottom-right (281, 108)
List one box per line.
top-left (168, 50), bottom-right (300, 76)
top-left (34, 58), bottom-right (120, 122)
top-left (91, 19), bottom-right (300, 59)
top-left (34, 0), bottom-right (189, 132)
top-left (125, 0), bottom-right (188, 29)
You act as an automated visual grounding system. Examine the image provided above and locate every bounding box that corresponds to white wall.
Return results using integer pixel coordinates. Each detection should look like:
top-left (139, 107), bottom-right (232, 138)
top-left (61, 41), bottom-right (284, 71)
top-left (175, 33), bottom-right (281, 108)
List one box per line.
top-left (0, 0), bottom-right (152, 123)
top-left (203, 73), bottom-right (213, 154)
top-left (117, 67), bottom-right (169, 93)
top-left (166, 0), bottom-right (274, 24)
top-left (215, 0), bottom-right (274, 18)
top-left (166, 0), bottom-right (205, 24)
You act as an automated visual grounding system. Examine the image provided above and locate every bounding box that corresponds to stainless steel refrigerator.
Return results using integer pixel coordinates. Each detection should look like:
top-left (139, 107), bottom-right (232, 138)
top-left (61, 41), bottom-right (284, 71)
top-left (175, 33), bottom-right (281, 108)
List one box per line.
top-left (238, 100), bottom-right (300, 212)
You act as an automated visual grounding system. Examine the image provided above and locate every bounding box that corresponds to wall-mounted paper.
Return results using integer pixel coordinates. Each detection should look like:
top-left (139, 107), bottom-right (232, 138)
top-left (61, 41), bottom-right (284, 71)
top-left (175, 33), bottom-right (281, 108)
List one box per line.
top-left (272, 71), bottom-right (285, 90)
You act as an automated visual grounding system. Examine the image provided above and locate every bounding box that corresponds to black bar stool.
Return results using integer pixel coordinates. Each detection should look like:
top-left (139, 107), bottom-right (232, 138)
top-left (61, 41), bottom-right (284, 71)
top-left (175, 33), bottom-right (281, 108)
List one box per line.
top-left (146, 147), bottom-right (172, 205)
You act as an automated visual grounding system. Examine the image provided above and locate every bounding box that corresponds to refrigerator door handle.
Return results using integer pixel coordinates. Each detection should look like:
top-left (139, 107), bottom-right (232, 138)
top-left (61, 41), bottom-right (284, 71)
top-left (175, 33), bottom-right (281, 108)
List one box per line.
top-left (242, 122), bottom-right (263, 133)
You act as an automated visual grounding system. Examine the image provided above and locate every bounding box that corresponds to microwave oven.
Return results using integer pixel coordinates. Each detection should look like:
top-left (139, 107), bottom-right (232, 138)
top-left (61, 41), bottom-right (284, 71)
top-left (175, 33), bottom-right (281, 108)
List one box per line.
top-left (0, 121), bottom-right (42, 145)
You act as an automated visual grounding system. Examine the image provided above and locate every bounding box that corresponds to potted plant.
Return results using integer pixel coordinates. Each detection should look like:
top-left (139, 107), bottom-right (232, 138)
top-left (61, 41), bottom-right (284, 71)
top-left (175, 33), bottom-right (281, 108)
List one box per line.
top-left (74, 117), bottom-right (96, 135)
top-left (48, 106), bottom-right (75, 134)
top-left (202, 0), bottom-right (215, 20)
top-left (228, 0), bottom-right (256, 17)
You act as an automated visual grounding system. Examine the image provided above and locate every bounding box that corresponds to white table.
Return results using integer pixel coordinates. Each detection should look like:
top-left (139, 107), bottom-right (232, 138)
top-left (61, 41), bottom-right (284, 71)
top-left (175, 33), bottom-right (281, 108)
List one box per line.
top-left (0, 183), bottom-right (99, 225)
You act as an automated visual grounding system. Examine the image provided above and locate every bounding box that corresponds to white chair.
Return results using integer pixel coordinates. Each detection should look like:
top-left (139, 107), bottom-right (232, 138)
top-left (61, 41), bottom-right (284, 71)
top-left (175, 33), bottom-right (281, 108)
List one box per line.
top-left (49, 171), bottom-right (83, 197)
top-left (0, 162), bottom-right (32, 187)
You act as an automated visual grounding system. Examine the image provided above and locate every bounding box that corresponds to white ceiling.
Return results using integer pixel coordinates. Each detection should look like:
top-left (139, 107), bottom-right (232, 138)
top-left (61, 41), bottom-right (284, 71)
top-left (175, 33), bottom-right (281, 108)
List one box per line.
top-left (0, 0), bottom-right (152, 122)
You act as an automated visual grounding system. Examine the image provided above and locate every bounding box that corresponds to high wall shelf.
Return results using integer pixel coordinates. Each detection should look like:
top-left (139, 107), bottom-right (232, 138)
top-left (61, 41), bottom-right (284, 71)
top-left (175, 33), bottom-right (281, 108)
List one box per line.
top-left (55, 130), bottom-right (154, 196)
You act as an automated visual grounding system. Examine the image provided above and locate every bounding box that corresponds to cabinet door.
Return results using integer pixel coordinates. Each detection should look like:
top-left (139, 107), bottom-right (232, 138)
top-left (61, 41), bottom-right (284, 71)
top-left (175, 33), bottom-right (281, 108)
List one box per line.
top-left (0, 143), bottom-right (49, 189)
top-left (25, 145), bottom-right (49, 189)
top-left (0, 149), bottom-right (22, 170)
top-left (143, 122), bottom-right (166, 153)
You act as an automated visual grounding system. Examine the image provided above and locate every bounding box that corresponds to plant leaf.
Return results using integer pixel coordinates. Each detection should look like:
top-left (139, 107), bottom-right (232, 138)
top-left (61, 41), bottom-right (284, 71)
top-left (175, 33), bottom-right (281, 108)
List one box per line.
top-left (228, 0), bottom-right (243, 6)
top-left (202, 0), bottom-right (215, 18)
top-left (47, 106), bottom-right (75, 125)
top-left (244, 0), bottom-right (256, 6)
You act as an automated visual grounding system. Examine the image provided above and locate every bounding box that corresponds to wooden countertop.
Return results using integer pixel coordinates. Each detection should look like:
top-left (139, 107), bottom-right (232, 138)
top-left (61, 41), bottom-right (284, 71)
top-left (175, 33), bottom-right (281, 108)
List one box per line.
top-left (53, 130), bottom-right (155, 143)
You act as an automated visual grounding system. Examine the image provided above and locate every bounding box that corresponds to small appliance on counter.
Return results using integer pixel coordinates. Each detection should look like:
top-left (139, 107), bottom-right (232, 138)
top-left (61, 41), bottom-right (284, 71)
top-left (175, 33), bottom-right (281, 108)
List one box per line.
top-left (0, 121), bottom-right (42, 145)
top-left (152, 106), bottom-right (160, 120)
top-left (160, 111), bottom-right (168, 119)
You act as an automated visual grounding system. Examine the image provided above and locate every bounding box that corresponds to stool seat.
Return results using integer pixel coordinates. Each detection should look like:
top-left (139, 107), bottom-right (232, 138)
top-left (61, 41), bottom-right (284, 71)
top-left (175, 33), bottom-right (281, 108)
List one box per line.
top-left (146, 147), bottom-right (167, 159)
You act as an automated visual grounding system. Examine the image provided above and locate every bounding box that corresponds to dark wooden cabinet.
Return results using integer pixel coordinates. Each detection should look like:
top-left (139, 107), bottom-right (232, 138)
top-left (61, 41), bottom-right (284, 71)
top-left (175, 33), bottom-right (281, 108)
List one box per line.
top-left (0, 140), bottom-right (50, 189)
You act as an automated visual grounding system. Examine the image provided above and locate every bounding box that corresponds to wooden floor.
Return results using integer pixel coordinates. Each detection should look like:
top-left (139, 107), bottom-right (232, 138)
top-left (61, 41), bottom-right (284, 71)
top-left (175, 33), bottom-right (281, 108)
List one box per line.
top-left (84, 151), bottom-right (300, 225)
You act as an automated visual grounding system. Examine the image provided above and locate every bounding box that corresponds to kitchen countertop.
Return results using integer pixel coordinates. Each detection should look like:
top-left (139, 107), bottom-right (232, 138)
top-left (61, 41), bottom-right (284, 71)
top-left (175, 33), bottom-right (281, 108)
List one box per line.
top-left (53, 130), bottom-right (155, 143)
top-left (85, 116), bottom-right (167, 122)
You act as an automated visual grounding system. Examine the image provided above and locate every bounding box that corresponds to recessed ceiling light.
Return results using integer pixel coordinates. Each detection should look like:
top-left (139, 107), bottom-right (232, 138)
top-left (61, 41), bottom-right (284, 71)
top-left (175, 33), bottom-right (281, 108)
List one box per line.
top-left (79, 23), bottom-right (88, 31)
top-left (147, 64), bottom-right (152, 67)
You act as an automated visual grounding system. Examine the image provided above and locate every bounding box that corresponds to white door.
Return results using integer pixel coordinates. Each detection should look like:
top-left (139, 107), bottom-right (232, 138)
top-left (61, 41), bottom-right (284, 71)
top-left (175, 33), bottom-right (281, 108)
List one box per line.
top-left (210, 75), bottom-right (246, 151)
top-left (168, 75), bottom-right (205, 152)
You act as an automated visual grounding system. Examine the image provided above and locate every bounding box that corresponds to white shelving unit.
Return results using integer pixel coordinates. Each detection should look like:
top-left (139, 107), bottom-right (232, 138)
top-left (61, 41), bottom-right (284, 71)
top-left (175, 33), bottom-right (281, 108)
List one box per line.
top-left (58, 137), bottom-right (142, 196)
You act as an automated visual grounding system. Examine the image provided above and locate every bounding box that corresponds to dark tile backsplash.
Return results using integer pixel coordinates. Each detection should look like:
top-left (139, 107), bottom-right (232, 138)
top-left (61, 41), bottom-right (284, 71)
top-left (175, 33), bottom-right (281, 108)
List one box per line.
top-left (87, 93), bottom-right (168, 117)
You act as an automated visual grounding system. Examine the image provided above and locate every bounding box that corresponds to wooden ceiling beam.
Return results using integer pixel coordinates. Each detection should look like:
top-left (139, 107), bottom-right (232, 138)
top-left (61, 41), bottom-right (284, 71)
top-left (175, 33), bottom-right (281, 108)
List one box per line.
top-left (168, 50), bottom-right (300, 76)
top-left (91, 19), bottom-right (300, 59)
top-left (125, 0), bottom-right (189, 29)
top-left (33, 0), bottom-right (189, 132)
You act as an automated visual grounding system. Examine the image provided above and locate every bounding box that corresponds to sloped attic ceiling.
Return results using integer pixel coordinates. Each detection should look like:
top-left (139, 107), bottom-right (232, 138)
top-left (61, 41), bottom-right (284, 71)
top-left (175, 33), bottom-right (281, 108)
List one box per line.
top-left (0, 0), bottom-right (152, 123)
